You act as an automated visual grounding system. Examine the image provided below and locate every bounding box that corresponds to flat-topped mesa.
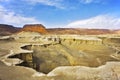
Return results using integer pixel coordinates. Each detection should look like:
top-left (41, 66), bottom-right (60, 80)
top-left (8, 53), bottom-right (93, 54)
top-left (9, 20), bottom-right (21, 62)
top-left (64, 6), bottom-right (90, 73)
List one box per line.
top-left (21, 24), bottom-right (48, 34)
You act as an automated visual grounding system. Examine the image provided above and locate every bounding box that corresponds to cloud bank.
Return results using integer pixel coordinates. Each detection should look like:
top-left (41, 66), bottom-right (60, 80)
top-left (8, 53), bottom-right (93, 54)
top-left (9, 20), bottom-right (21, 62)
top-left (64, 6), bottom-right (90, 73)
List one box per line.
top-left (79, 0), bottom-right (102, 4)
top-left (66, 15), bottom-right (120, 29)
top-left (0, 0), bottom-right (9, 2)
top-left (25, 0), bottom-right (64, 9)
top-left (24, 0), bottom-right (103, 9)
top-left (0, 5), bottom-right (41, 27)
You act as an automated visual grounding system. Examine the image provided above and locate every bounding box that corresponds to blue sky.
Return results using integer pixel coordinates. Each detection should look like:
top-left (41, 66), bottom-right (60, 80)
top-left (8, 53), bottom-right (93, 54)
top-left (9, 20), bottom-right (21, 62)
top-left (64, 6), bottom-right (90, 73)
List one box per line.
top-left (0, 0), bottom-right (120, 29)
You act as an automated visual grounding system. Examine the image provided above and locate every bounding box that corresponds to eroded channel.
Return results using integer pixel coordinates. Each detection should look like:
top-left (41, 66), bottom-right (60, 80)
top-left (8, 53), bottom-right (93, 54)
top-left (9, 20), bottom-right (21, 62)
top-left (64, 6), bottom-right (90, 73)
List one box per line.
top-left (8, 38), bottom-right (120, 74)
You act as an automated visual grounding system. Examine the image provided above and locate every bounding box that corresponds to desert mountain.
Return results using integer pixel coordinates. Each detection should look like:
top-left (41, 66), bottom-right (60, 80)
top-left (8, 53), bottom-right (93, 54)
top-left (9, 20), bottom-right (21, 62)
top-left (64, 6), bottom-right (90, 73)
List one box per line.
top-left (0, 24), bottom-right (20, 36)
top-left (0, 24), bottom-right (120, 35)
top-left (47, 28), bottom-right (114, 35)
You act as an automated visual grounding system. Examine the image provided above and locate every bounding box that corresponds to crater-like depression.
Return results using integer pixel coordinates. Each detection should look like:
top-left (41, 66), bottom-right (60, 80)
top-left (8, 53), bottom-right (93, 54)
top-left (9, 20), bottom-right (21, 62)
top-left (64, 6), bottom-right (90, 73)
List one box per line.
top-left (9, 38), bottom-right (120, 74)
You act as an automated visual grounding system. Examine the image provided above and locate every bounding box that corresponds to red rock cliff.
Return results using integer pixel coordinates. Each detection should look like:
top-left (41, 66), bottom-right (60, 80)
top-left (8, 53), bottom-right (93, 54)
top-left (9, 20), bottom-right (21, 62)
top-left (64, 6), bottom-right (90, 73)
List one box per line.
top-left (21, 24), bottom-right (47, 34)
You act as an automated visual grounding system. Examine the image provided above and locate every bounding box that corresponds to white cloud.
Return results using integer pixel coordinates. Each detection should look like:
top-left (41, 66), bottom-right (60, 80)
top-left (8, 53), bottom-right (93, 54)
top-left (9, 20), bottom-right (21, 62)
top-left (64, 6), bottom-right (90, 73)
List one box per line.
top-left (25, 0), bottom-right (64, 9)
top-left (0, 5), bottom-right (41, 27)
top-left (80, 0), bottom-right (93, 3)
top-left (66, 15), bottom-right (120, 29)
top-left (0, 0), bottom-right (9, 2)
top-left (24, 0), bottom-right (104, 9)
top-left (79, 0), bottom-right (102, 4)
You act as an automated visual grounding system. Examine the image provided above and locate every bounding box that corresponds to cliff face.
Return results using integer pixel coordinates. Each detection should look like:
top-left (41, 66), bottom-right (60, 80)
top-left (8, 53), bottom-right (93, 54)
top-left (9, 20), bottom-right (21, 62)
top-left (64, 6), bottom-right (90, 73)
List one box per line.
top-left (0, 24), bottom-right (48, 35)
top-left (0, 24), bottom-right (20, 36)
top-left (21, 24), bottom-right (47, 34)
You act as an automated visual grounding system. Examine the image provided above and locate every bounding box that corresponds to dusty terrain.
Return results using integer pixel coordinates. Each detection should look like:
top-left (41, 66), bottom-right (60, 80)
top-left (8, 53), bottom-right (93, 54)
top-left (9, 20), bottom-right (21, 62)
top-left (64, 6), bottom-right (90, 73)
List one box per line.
top-left (0, 24), bottom-right (120, 80)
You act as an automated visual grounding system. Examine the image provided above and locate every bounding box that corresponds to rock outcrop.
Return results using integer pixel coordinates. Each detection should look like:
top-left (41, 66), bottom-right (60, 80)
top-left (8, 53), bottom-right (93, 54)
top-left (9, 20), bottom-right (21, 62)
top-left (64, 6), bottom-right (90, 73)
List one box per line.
top-left (21, 24), bottom-right (47, 34)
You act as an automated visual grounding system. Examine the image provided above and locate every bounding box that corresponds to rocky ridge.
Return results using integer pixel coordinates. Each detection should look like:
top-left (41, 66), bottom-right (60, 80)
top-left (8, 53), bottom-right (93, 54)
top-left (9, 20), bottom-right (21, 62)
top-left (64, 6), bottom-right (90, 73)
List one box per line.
top-left (47, 28), bottom-right (114, 35)
top-left (0, 24), bottom-right (20, 36)
top-left (1, 24), bottom-right (120, 35)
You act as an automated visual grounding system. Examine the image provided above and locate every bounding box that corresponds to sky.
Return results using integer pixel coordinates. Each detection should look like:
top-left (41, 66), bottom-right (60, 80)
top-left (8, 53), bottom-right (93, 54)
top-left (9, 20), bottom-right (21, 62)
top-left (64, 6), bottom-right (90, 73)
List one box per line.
top-left (0, 0), bottom-right (120, 29)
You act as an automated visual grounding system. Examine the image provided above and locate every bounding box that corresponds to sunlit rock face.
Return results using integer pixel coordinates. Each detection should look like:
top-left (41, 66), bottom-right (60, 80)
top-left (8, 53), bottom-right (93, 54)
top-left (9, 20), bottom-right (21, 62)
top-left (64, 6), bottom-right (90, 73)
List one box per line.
top-left (12, 31), bottom-right (42, 42)
top-left (47, 62), bottom-right (120, 80)
top-left (21, 24), bottom-right (48, 34)
top-left (10, 35), bottom-right (119, 74)
top-left (103, 37), bottom-right (120, 46)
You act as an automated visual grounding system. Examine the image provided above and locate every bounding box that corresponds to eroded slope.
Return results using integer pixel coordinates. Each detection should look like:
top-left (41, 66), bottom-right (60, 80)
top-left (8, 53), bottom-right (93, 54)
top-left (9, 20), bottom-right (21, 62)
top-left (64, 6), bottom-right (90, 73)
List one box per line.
top-left (1, 34), bottom-right (120, 80)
